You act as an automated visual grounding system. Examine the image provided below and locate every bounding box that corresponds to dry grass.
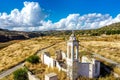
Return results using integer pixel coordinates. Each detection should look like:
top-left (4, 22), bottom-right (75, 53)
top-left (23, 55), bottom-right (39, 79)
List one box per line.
top-left (0, 40), bottom-right (19, 50)
top-left (78, 34), bottom-right (120, 41)
top-left (0, 36), bottom-right (63, 72)
top-left (25, 61), bottom-right (67, 80)
top-left (77, 35), bottom-right (120, 63)
top-left (79, 35), bottom-right (120, 76)
top-left (0, 74), bottom-right (14, 80)
top-left (25, 61), bottom-right (47, 79)
top-left (81, 41), bottom-right (120, 63)
top-left (113, 67), bottom-right (120, 75)
top-left (1, 34), bottom-right (120, 79)
top-left (45, 42), bottom-right (67, 56)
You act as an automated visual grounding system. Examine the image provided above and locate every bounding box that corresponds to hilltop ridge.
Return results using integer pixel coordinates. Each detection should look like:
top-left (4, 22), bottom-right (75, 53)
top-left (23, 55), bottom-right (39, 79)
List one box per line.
top-left (0, 28), bottom-right (44, 42)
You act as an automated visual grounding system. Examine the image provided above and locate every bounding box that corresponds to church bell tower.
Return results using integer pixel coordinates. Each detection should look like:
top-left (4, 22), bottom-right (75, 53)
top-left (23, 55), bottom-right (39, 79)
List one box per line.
top-left (66, 31), bottom-right (79, 80)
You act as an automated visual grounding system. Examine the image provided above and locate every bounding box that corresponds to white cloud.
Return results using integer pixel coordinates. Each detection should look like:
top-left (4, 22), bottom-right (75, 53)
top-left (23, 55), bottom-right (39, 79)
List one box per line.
top-left (0, 1), bottom-right (120, 31)
top-left (40, 13), bottom-right (114, 30)
top-left (0, 1), bottom-right (45, 30)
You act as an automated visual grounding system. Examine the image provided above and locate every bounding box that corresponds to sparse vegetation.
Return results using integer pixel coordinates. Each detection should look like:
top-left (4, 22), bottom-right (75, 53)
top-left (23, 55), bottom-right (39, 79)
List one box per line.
top-left (98, 75), bottom-right (117, 80)
top-left (13, 68), bottom-right (28, 80)
top-left (25, 61), bottom-right (47, 80)
top-left (26, 55), bottom-right (39, 64)
top-left (25, 61), bottom-right (67, 80)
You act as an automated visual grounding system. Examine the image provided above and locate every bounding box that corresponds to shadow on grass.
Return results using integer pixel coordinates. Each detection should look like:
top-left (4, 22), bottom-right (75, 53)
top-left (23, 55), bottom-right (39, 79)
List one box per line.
top-left (99, 62), bottom-right (113, 77)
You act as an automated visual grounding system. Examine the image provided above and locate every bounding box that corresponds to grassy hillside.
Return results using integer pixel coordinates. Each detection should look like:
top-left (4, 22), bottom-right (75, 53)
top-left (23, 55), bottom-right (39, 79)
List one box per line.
top-left (79, 35), bottom-right (120, 62)
top-left (0, 36), bottom-right (63, 72)
top-left (0, 28), bottom-right (44, 42)
top-left (76, 22), bottom-right (120, 36)
top-left (0, 41), bottom-right (19, 50)
top-left (99, 22), bottom-right (120, 30)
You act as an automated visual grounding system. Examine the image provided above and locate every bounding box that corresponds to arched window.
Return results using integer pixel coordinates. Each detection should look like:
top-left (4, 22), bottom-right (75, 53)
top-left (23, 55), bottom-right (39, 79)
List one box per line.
top-left (69, 46), bottom-right (71, 58)
top-left (74, 45), bottom-right (77, 59)
top-left (95, 63), bottom-right (98, 73)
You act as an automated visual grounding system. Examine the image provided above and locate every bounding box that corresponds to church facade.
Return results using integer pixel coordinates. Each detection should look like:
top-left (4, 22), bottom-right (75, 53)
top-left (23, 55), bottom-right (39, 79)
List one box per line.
top-left (41, 32), bottom-right (100, 80)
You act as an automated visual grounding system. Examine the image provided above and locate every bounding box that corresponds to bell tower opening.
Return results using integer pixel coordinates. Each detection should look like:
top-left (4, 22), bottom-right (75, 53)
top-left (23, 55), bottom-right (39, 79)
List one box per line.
top-left (74, 45), bottom-right (78, 59)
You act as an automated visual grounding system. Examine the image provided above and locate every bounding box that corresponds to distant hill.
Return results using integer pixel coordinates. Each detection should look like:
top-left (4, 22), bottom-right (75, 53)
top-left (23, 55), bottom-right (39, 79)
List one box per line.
top-left (79, 22), bottom-right (120, 36)
top-left (99, 22), bottom-right (120, 30)
top-left (42, 22), bottom-right (120, 36)
top-left (0, 28), bottom-right (44, 42)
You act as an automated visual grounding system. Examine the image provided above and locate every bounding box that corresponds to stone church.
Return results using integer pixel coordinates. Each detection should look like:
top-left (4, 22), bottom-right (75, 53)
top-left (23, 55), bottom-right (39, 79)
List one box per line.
top-left (41, 32), bottom-right (100, 80)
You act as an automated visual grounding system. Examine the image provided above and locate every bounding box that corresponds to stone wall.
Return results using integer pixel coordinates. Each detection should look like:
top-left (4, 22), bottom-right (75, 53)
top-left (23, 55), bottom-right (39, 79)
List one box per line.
top-left (94, 61), bottom-right (100, 77)
top-left (42, 52), bottom-right (67, 72)
top-left (61, 52), bottom-right (66, 59)
top-left (78, 63), bottom-right (90, 77)
top-left (81, 56), bottom-right (100, 78)
top-left (28, 71), bottom-right (40, 80)
top-left (56, 61), bottom-right (67, 72)
top-left (43, 53), bottom-right (54, 67)
top-left (45, 73), bottom-right (57, 80)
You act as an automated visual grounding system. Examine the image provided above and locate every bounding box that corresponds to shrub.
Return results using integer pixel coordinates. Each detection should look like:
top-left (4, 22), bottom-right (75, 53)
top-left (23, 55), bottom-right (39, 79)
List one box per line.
top-left (26, 55), bottom-right (39, 64)
top-left (13, 68), bottom-right (28, 80)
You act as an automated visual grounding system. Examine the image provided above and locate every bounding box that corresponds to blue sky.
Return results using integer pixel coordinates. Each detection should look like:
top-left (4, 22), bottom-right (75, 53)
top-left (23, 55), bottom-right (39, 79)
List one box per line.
top-left (39, 0), bottom-right (120, 22)
top-left (0, 0), bottom-right (120, 31)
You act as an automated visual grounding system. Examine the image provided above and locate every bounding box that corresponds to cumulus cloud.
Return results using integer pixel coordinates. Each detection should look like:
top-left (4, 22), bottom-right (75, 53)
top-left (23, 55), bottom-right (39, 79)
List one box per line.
top-left (40, 13), bottom-right (114, 30)
top-left (40, 13), bottom-right (120, 30)
top-left (0, 1), bottom-right (45, 31)
top-left (0, 1), bottom-right (120, 31)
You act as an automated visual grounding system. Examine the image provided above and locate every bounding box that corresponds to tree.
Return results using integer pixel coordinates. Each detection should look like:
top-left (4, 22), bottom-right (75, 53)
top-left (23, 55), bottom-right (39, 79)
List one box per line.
top-left (26, 55), bottom-right (39, 64)
top-left (13, 68), bottom-right (28, 80)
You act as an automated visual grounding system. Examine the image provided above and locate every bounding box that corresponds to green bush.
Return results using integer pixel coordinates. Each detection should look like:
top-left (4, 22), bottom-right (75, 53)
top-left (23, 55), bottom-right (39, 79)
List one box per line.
top-left (26, 55), bottom-right (39, 64)
top-left (13, 68), bottom-right (28, 80)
